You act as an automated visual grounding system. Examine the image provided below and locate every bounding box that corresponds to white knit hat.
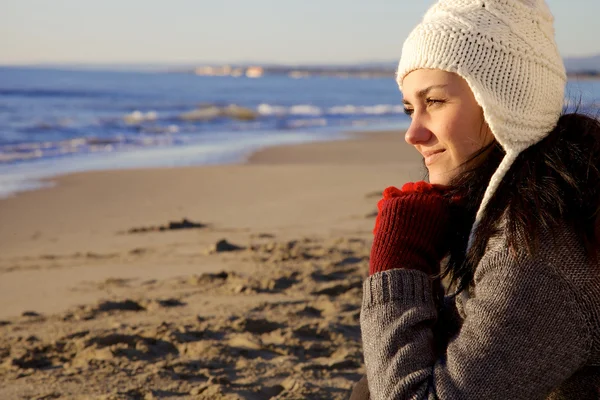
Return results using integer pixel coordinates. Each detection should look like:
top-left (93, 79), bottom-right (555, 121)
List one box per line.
top-left (396, 0), bottom-right (567, 247)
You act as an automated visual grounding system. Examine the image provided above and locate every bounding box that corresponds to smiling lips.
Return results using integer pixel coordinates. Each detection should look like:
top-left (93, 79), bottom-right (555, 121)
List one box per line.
top-left (422, 149), bottom-right (446, 166)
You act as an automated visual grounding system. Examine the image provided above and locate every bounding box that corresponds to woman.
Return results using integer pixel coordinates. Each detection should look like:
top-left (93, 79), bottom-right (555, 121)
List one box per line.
top-left (351, 0), bottom-right (600, 399)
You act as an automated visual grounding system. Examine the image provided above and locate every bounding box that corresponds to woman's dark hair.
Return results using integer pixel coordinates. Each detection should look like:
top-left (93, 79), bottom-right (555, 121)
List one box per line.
top-left (438, 110), bottom-right (600, 295)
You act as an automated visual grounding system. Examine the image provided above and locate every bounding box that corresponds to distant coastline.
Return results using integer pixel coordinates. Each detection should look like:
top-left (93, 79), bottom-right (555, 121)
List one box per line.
top-left (4, 58), bottom-right (600, 80)
top-left (183, 65), bottom-right (396, 79)
top-left (175, 64), bottom-right (600, 80)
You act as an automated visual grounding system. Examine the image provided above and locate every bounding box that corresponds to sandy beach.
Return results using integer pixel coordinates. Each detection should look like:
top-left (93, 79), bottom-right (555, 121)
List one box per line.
top-left (0, 130), bottom-right (423, 399)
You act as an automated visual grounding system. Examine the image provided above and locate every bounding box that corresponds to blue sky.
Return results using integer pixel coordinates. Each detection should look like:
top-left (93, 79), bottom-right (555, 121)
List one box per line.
top-left (2, 0), bottom-right (599, 65)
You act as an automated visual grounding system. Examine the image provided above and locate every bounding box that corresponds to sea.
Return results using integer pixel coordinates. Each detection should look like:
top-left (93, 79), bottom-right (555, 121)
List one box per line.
top-left (1, 66), bottom-right (599, 197)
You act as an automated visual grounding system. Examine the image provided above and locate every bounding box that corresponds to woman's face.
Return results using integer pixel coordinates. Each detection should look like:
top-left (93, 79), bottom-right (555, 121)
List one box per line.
top-left (402, 69), bottom-right (493, 185)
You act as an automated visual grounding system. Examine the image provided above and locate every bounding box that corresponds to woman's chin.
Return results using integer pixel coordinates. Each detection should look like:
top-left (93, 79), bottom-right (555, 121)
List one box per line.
top-left (428, 170), bottom-right (452, 186)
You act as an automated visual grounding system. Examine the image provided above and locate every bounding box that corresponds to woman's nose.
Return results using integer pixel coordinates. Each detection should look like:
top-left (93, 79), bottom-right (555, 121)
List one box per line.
top-left (405, 116), bottom-right (432, 145)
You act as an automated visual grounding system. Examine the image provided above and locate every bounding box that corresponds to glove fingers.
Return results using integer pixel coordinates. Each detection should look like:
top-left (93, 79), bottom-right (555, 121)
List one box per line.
top-left (383, 186), bottom-right (403, 199)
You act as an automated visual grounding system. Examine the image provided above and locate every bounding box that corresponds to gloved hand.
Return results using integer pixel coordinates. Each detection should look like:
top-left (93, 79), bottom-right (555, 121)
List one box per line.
top-left (370, 181), bottom-right (457, 276)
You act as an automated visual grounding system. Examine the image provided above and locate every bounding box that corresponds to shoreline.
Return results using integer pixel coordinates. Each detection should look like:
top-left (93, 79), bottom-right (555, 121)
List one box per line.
top-left (0, 126), bottom-right (406, 199)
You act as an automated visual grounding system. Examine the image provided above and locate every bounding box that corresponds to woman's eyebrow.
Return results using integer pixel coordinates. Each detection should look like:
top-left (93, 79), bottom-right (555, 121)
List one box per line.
top-left (402, 84), bottom-right (449, 104)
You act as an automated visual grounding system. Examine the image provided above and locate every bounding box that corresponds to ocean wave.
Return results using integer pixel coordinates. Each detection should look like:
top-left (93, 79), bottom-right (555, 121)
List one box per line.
top-left (289, 105), bottom-right (322, 116)
top-left (6, 102), bottom-right (409, 139)
top-left (256, 104), bottom-right (287, 116)
top-left (285, 118), bottom-right (328, 128)
top-left (109, 99), bottom-right (600, 127)
top-left (123, 110), bottom-right (158, 124)
top-left (178, 105), bottom-right (258, 122)
top-left (139, 125), bottom-right (180, 134)
top-left (0, 100), bottom-right (409, 163)
top-left (0, 134), bottom-right (184, 164)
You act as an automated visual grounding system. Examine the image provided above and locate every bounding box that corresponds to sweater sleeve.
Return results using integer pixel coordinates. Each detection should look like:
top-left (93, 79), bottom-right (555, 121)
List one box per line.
top-left (360, 250), bottom-right (592, 400)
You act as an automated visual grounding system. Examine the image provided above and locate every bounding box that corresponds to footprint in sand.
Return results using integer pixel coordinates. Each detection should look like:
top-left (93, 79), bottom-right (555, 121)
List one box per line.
top-left (232, 317), bottom-right (282, 334)
top-left (83, 333), bottom-right (178, 361)
top-left (95, 299), bottom-right (145, 313)
top-left (205, 239), bottom-right (245, 255)
top-left (125, 218), bottom-right (207, 234)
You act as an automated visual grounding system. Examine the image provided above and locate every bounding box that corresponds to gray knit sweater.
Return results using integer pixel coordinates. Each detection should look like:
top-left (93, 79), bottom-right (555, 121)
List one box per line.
top-left (359, 226), bottom-right (600, 399)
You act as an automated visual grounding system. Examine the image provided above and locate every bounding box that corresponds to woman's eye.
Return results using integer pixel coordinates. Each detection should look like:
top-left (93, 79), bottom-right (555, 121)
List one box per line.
top-left (426, 98), bottom-right (444, 106)
top-left (404, 99), bottom-right (444, 117)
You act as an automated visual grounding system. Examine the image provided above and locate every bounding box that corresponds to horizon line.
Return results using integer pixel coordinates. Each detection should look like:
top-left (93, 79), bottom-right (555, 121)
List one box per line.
top-left (2, 52), bottom-right (600, 68)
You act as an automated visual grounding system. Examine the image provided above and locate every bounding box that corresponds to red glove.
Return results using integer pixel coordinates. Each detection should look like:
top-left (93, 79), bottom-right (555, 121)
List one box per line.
top-left (369, 181), bottom-right (455, 276)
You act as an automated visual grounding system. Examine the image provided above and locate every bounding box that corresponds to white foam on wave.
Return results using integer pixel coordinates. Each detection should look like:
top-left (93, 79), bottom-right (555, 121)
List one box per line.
top-left (289, 105), bottom-right (322, 116)
top-left (256, 104), bottom-right (287, 116)
top-left (0, 131), bottom-right (185, 163)
top-left (123, 110), bottom-right (158, 124)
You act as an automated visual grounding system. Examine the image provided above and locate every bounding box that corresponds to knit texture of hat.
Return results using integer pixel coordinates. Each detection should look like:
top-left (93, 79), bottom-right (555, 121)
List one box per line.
top-left (396, 0), bottom-right (567, 248)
